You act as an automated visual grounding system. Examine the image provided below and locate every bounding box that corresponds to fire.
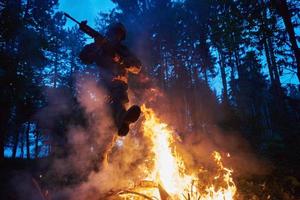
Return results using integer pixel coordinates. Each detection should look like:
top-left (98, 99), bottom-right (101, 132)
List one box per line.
top-left (203, 151), bottom-right (237, 200)
top-left (142, 105), bottom-right (195, 197)
top-left (115, 105), bottom-right (237, 200)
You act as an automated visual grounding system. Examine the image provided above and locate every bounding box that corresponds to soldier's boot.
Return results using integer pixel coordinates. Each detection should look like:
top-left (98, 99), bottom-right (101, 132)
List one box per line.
top-left (118, 105), bottom-right (141, 136)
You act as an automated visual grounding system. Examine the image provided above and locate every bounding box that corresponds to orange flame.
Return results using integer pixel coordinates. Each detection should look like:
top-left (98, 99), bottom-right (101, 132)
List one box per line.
top-left (139, 105), bottom-right (237, 200)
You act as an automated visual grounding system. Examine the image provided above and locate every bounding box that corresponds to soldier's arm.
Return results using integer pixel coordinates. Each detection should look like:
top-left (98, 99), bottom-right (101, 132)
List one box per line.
top-left (118, 46), bottom-right (142, 74)
top-left (79, 43), bottom-right (99, 64)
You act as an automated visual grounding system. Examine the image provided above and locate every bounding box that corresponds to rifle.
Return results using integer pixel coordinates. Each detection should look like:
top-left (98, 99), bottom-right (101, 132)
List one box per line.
top-left (63, 12), bottom-right (106, 44)
top-left (64, 13), bottom-right (139, 68)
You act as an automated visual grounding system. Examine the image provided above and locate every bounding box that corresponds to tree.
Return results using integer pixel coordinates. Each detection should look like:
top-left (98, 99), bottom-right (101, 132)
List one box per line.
top-left (271, 0), bottom-right (300, 81)
top-left (0, 0), bottom-right (65, 160)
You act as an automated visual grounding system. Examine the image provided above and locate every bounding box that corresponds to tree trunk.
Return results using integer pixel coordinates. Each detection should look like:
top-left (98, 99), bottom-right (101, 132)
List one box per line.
top-left (192, 67), bottom-right (201, 130)
top-left (218, 50), bottom-right (228, 103)
top-left (260, 2), bottom-right (276, 86)
top-left (0, 106), bottom-right (10, 161)
top-left (272, 0), bottom-right (300, 81)
top-left (234, 49), bottom-right (241, 78)
top-left (263, 37), bottom-right (275, 84)
top-left (229, 53), bottom-right (235, 80)
top-left (53, 53), bottom-right (58, 88)
top-left (0, 126), bottom-right (5, 161)
top-left (12, 128), bottom-right (20, 158)
top-left (34, 126), bottom-right (39, 158)
top-left (54, 65), bottom-right (58, 88)
top-left (20, 126), bottom-right (24, 158)
top-left (203, 69), bottom-right (208, 84)
top-left (0, 123), bottom-right (4, 160)
top-left (25, 122), bottom-right (31, 159)
top-left (268, 38), bottom-right (281, 87)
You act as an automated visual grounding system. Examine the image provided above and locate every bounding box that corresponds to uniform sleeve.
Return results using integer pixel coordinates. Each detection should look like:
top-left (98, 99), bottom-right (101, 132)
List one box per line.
top-left (119, 46), bottom-right (142, 74)
top-left (79, 43), bottom-right (98, 64)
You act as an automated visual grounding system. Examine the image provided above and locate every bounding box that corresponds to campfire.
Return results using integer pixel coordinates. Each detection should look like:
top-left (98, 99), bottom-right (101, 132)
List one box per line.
top-left (103, 105), bottom-right (237, 200)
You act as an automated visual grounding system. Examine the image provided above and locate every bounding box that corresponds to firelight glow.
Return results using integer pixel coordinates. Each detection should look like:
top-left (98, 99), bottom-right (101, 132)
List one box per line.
top-left (121, 105), bottom-right (238, 200)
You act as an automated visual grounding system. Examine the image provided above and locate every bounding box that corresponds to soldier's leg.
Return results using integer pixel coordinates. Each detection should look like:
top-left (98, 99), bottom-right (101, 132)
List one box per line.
top-left (110, 81), bottom-right (140, 136)
top-left (110, 81), bottom-right (128, 127)
top-left (117, 94), bottom-right (141, 136)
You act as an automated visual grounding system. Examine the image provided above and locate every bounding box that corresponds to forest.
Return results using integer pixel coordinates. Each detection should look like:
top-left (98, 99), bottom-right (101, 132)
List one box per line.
top-left (0, 0), bottom-right (300, 199)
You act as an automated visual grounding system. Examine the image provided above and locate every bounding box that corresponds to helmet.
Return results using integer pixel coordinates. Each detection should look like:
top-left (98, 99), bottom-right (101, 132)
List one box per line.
top-left (106, 22), bottom-right (126, 41)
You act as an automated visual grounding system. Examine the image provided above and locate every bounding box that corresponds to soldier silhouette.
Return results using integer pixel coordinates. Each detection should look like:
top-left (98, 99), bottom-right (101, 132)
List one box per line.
top-left (79, 23), bottom-right (141, 136)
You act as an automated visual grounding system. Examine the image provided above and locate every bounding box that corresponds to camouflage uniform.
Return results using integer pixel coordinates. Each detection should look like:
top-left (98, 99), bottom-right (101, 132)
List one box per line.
top-left (79, 24), bottom-right (141, 136)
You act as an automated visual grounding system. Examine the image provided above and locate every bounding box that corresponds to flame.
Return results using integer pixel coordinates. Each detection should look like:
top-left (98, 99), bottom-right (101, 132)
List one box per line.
top-left (139, 105), bottom-right (237, 200)
top-left (202, 151), bottom-right (237, 200)
top-left (142, 105), bottom-right (195, 197)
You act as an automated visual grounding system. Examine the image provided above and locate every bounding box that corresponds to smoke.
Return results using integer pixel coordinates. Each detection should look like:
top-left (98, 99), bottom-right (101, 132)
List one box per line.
top-left (129, 71), bottom-right (270, 179)
top-left (8, 71), bottom-right (269, 199)
top-left (139, 84), bottom-right (269, 176)
top-left (178, 129), bottom-right (270, 176)
top-left (41, 75), bottom-right (152, 200)
top-left (64, 73), bottom-right (268, 199)
top-left (66, 135), bottom-right (153, 200)
top-left (35, 86), bottom-right (74, 130)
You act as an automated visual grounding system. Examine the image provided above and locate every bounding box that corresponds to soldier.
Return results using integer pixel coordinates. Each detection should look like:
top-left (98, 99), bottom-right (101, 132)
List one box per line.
top-left (79, 23), bottom-right (142, 136)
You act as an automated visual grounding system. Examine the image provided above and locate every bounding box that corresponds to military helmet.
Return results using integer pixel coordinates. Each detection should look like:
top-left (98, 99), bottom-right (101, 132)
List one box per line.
top-left (106, 22), bottom-right (126, 41)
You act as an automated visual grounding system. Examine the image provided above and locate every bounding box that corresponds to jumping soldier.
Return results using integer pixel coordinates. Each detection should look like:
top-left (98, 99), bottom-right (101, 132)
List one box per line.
top-left (79, 22), bottom-right (142, 136)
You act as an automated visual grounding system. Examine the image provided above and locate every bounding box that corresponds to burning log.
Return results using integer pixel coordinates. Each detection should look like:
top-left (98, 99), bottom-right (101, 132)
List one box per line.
top-left (158, 184), bottom-right (172, 200)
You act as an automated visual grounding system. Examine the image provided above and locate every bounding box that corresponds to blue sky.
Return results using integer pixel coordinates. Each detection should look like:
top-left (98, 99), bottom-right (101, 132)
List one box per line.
top-left (58, 0), bottom-right (116, 27)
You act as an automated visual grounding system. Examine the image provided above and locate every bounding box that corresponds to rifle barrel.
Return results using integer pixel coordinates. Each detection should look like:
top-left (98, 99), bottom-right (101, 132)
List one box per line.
top-left (63, 12), bottom-right (80, 24)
